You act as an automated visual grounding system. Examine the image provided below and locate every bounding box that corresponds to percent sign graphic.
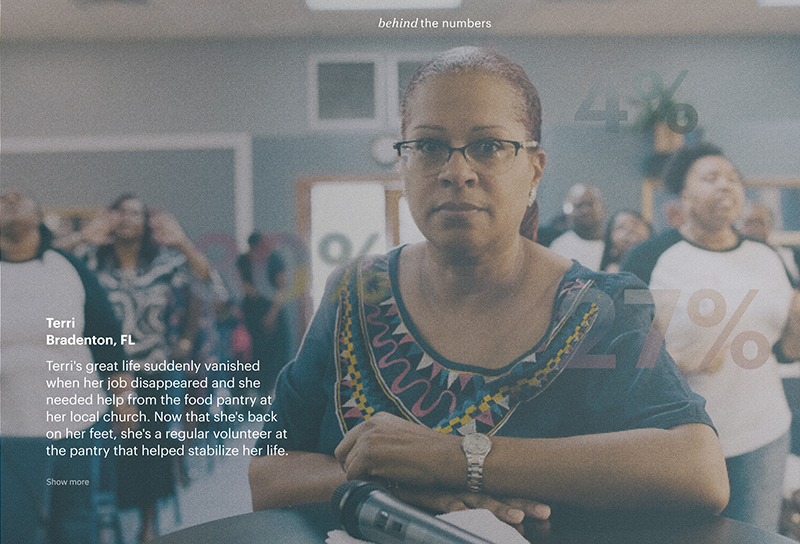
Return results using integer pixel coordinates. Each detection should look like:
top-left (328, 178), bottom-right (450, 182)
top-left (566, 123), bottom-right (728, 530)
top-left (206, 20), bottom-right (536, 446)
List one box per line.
top-left (634, 69), bottom-right (698, 135)
top-left (630, 288), bottom-right (770, 370)
top-left (318, 231), bottom-right (380, 266)
top-left (574, 70), bottom-right (698, 134)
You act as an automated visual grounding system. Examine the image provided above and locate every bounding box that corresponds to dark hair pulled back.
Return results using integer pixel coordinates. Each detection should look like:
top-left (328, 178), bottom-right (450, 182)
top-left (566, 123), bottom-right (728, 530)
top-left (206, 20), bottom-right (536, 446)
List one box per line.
top-left (399, 47), bottom-right (543, 241)
top-left (400, 46), bottom-right (542, 144)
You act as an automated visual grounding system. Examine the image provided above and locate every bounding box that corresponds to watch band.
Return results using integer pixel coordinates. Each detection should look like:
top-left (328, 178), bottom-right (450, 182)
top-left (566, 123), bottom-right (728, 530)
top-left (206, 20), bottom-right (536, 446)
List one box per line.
top-left (461, 433), bottom-right (492, 493)
top-left (466, 460), bottom-right (485, 493)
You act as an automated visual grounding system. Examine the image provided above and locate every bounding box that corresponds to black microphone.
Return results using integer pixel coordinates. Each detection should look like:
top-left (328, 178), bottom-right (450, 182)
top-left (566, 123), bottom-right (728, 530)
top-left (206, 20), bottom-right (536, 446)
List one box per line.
top-left (331, 480), bottom-right (495, 544)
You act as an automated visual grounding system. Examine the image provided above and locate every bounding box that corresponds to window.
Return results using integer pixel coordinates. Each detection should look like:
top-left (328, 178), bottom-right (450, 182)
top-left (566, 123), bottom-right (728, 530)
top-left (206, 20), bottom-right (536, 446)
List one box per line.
top-left (309, 53), bottom-right (433, 131)
top-left (387, 54), bottom-right (431, 128)
top-left (296, 176), bottom-right (423, 319)
top-left (308, 54), bottom-right (385, 130)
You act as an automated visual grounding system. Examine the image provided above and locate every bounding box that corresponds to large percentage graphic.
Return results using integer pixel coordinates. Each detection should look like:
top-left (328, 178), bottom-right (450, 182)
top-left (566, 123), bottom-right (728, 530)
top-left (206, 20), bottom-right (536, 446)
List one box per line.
top-left (686, 289), bottom-right (770, 370)
top-left (630, 288), bottom-right (770, 370)
top-left (634, 69), bottom-right (698, 135)
top-left (575, 70), bottom-right (698, 134)
top-left (572, 288), bottom-right (771, 370)
top-left (318, 231), bottom-right (380, 266)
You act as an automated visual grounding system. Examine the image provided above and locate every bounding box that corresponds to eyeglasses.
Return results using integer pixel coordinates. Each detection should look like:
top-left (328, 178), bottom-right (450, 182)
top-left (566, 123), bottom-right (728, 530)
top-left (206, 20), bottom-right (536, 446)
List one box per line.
top-left (393, 138), bottom-right (538, 176)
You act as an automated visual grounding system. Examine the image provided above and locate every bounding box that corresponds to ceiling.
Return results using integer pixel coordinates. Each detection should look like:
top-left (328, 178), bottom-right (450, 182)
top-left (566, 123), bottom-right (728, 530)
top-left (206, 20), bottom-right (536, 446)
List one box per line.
top-left (1, 0), bottom-right (799, 43)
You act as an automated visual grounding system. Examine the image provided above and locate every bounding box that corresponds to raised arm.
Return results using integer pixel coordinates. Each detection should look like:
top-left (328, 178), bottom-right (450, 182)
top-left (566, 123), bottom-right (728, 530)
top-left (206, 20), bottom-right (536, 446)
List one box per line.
top-left (149, 210), bottom-right (211, 281)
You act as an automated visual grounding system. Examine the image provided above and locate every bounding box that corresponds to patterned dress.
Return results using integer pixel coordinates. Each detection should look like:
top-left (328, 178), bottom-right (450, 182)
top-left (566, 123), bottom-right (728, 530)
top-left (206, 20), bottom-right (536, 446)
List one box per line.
top-left (80, 245), bottom-right (190, 510)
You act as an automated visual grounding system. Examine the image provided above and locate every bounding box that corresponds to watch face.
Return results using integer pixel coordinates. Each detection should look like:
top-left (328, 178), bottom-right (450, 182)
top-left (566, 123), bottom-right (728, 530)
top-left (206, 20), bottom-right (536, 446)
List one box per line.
top-left (463, 433), bottom-right (492, 455)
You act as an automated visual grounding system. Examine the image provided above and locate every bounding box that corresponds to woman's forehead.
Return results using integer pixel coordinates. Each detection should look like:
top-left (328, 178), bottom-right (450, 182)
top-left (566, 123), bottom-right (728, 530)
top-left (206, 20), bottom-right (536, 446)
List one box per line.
top-left (405, 71), bottom-right (526, 134)
top-left (688, 155), bottom-right (735, 176)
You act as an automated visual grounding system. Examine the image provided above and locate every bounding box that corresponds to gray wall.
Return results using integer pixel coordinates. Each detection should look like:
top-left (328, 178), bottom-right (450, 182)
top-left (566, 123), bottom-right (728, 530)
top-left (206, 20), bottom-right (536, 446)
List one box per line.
top-left (2, 33), bottom-right (799, 239)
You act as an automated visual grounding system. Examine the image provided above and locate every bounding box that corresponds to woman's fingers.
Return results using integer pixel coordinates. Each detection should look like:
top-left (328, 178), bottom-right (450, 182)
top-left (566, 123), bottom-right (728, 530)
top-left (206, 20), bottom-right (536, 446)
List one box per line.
top-left (334, 413), bottom-right (422, 480)
top-left (394, 488), bottom-right (468, 514)
top-left (503, 497), bottom-right (551, 520)
top-left (333, 422), bottom-right (362, 470)
top-left (393, 489), bottom-right (550, 525)
top-left (460, 493), bottom-right (526, 525)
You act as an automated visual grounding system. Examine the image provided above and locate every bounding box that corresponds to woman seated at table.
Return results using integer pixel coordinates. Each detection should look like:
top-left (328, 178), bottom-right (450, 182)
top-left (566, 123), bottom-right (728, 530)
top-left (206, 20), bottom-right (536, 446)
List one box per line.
top-left (249, 46), bottom-right (729, 524)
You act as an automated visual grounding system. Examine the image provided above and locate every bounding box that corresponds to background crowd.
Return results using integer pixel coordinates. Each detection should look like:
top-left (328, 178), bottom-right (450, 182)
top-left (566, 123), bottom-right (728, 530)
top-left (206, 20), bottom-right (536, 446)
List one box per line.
top-left (2, 138), bottom-right (799, 542)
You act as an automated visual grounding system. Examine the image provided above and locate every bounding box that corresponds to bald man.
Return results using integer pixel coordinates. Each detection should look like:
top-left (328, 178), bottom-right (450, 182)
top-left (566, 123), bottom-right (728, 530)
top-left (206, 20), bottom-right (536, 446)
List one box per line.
top-left (548, 184), bottom-right (606, 270)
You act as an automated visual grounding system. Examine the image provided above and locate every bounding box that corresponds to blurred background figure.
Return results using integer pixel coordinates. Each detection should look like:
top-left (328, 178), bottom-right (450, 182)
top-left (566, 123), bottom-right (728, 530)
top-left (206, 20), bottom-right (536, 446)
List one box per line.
top-left (548, 184), bottom-right (606, 270)
top-left (624, 143), bottom-right (800, 532)
top-left (0, 190), bottom-right (130, 544)
top-left (236, 231), bottom-right (264, 298)
top-left (536, 212), bottom-right (568, 247)
top-left (738, 201), bottom-right (799, 286)
top-left (74, 193), bottom-right (210, 542)
top-left (599, 210), bottom-right (653, 273)
top-left (242, 251), bottom-right (292, 401)
top-left (663, 199), bottom-right (687, 230)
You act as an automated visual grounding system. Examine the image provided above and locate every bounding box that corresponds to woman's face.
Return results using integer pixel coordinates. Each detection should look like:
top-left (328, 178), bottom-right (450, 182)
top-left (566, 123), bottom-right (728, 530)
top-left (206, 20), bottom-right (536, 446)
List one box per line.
top-left (401, 71), bottom-right (543, 256)
top-left (681, 155), bottom-right (744, 233)
top-left (610, 213), bottom-right (649, 256)
top-left (112, 198), bottom-right (146, 242)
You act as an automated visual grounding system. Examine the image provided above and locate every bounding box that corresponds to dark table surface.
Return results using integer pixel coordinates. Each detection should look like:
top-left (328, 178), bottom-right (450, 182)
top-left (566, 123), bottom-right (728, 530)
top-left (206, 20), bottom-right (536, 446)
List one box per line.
top-left (151, 502), bottom-right (796, 544)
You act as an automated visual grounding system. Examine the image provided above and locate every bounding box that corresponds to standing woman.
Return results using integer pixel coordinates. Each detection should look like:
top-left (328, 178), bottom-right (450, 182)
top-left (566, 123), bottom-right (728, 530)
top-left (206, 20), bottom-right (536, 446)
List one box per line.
top-left (77, 193), bottom-right (210, 541)
top-left (599, 210), bottom-right (653, 273)
top-left (624, 143), bottom-right (800, 532)
top-left (250, 47), bottom-right (729, 523)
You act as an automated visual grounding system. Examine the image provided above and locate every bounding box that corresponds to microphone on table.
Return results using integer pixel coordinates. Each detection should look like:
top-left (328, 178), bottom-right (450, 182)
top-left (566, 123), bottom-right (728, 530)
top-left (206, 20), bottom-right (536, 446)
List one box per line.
top-left (330, 480), bottom-right (494, 544)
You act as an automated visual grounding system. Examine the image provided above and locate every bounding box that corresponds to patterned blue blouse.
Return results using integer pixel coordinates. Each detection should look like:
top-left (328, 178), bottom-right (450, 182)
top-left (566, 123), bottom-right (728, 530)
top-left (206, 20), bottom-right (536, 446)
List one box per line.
top-left (259, 246), bottom-right (712, 456)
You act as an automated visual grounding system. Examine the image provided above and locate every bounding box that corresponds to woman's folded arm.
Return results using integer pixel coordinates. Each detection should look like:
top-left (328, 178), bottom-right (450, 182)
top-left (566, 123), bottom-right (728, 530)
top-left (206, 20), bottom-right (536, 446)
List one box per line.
top-left (249, 451), bottom-right (346, 511)
top-left (333, 414), bottom-right (729, 515)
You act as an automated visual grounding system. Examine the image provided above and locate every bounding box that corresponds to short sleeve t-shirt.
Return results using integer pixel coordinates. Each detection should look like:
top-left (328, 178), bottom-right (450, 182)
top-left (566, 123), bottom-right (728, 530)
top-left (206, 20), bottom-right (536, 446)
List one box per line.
top-left (624, 230), bottom-right (793, 457)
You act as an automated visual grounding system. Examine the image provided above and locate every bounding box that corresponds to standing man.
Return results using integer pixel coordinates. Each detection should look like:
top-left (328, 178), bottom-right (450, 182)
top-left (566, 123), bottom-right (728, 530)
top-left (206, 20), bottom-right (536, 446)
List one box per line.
top-left (242, 252), bottom-right (292, 400)
top-left (0, 191), bottom-right (132, 544)
top-left (548, 184), bottom-right (606, 270)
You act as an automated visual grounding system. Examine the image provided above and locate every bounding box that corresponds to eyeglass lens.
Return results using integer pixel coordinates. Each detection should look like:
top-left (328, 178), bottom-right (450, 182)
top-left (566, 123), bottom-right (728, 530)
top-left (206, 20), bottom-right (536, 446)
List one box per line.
top-left (400, 140), bottom-right (520, 175)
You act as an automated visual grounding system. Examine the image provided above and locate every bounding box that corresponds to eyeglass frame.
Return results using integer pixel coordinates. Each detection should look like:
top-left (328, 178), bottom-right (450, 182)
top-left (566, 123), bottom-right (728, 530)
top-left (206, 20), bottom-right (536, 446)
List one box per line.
top-left (392, 138), bottom-right (539, 174)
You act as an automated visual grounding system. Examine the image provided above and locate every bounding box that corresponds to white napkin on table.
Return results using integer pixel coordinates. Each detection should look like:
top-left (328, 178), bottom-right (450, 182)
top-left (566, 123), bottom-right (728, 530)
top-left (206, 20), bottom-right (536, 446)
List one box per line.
top-left (326, 508), bottom-right (528, 544)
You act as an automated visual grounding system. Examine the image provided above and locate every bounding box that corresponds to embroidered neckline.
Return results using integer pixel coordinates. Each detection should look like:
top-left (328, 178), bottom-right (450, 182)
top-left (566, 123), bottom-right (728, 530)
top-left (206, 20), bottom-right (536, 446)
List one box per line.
top-left (387, 247), bottom-right (584, 377)
top-left (334, 249), bottom-right (603, 437)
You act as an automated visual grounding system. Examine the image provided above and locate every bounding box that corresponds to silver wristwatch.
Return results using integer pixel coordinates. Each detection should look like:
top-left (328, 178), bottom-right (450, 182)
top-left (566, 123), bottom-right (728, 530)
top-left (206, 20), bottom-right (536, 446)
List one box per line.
top-left (461, 433), bottom-right (492, 493)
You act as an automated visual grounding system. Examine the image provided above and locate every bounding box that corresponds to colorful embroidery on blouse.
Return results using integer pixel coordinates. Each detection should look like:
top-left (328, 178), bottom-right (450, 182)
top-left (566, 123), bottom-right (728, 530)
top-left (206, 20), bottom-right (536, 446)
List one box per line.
top-left (334, 253), bottom-right (606, 437)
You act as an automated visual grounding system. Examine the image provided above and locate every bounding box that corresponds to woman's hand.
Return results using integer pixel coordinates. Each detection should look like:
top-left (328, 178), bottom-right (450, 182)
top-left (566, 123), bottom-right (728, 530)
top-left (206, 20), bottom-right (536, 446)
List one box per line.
top-left (150, 210), bottom-right (190, 247)
top-left (81, 210), bottom-right (119, 245)
top-left (150, 209), bottom-right (211, 280)
top-left (170, 337), bottom-right (194, 361)
top-left (393, 487), bottom-right (551, 525)
top-left (335, 412), bottom-right (462, 489)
